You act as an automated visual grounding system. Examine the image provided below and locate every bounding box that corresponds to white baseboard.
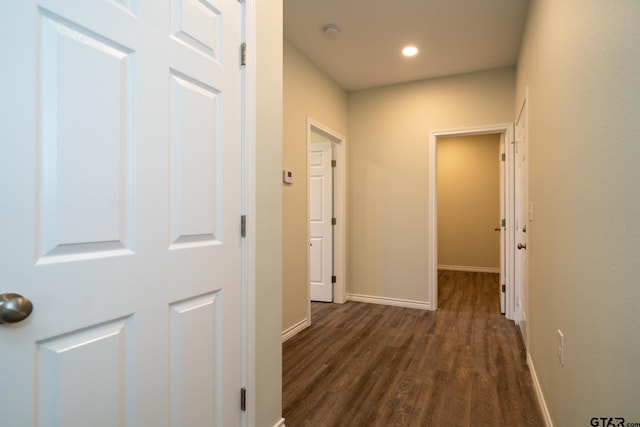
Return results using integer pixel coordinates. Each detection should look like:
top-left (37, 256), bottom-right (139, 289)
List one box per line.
top-left (273, 417), bottom-right (286, 427)
top-left (346, 293), bottom-right (430, 310)
top-left (281, 318), bottom-right (310, 343)
top-left (527, 353), bottom-right (554, 427)
top-left (438, 264), bottom-right (500, 274)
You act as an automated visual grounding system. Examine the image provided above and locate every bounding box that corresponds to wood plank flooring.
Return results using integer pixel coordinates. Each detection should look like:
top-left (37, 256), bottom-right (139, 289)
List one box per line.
top-left (282, 270), bottom-right (544, 426)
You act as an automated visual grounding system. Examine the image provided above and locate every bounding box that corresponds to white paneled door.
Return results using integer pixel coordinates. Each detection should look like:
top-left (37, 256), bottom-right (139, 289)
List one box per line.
top-left (0, 1), bottom-right (244, 426)
top-left (515, 98), bottom-right (529, 348)
top-left (309, 142), bottom-right (333, 302)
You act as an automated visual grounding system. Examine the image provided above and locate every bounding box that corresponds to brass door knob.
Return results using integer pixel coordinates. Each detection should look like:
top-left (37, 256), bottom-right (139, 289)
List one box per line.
top-left (0, 293), bottom-right (33, 324)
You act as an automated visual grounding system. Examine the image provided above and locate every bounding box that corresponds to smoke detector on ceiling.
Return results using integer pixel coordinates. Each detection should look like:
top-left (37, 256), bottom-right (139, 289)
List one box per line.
top-left (322, 24), bottom-right (340, 40)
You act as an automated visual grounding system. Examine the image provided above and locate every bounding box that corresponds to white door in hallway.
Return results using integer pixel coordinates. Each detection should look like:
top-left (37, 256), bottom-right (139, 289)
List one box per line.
top-left (0, 0), bottom-right (244, 425)
top-left (310, 142), bottom-right (334, 302)
top-left (514, 98), bottom-right (529, 348)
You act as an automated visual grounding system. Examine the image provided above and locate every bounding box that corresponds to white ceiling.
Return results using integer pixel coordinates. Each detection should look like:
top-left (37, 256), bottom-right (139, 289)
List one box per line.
top-left (284, 0), bottom-right (530, 91)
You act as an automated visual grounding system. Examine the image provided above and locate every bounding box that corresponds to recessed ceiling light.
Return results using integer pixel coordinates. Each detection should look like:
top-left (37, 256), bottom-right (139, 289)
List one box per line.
top-left (402, 46), bottom-right (419, 57)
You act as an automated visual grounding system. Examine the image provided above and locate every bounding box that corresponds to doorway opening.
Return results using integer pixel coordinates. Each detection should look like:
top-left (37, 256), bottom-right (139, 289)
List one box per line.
top-left (429, 124), bottom-right (516, 320)
top-left (306, 119), bottom-right (346, 313)
top-left (437, 135), bottom-right (501, 265)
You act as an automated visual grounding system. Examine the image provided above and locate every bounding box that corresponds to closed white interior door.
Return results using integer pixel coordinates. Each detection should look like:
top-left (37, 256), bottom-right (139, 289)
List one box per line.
top-left (0, 0), bottom-right (243, 425)
top-left (309, 142), bottom-right (333, 302)
top-left (515, 102), bottom-right (529, 347)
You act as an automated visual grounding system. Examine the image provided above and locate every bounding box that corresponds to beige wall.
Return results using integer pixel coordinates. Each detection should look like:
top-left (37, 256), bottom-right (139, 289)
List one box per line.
top-left (437, 134), bottom-right (500, 270)
top-left (516, 1), bottom-right (640, 424)
top-left (255, 1), bottom-right (283, 425)
top-left (282, 39), bottom-right (348, 332)
top-left (347, 68), bottom-right (514, 303)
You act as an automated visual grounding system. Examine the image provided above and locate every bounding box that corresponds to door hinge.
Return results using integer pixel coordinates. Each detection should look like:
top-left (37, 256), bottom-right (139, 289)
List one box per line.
top-left (240, 387), bottom-right (246, 411)
top-left (331, 217), bottom-right (336, 225)
top-left (501, 153), bottom-right (506, 161)
top-left (501, 284), bottom-right (506, 293)
top-left (240, 42), bottom-right (247, 67)
top-left (241, 215), bottom-right (247, 238)
top-left (331, 159), bottom-right (336, 168)
top-left (512, 140), bottom-right (520, 153)
top-left (501, 218), bottom-right (506, 227)
top-left (331, 275), bottom-right (337, 283)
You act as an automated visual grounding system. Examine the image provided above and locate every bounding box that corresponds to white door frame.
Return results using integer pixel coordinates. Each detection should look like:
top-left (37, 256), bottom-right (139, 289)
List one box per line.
top-left (241, 1), bottom-right (256, 425)
top-left (428, 123), bottom-right (516, 319)
top-left (306, 118), bottom-right (346, 318)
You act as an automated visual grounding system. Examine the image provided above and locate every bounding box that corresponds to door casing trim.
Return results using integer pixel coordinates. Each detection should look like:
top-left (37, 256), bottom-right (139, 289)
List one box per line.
top-left (242, 0), bottom-right (256, 424)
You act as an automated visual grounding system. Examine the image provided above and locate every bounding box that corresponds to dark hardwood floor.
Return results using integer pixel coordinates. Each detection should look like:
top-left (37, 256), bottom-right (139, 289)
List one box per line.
top-left (282, 270), bottom-right (544, 426)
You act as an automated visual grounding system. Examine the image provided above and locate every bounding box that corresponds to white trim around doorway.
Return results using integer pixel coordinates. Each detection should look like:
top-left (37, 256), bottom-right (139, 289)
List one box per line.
top-left (241, 1), bottom-right (256, 425)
